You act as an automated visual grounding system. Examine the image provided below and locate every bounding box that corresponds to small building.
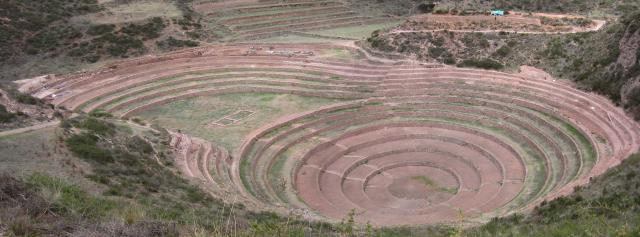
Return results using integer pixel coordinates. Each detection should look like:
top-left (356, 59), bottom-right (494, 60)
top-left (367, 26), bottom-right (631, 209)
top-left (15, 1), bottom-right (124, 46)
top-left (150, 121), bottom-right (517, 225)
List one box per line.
top-left (491, 9), bottom-right (505, 16)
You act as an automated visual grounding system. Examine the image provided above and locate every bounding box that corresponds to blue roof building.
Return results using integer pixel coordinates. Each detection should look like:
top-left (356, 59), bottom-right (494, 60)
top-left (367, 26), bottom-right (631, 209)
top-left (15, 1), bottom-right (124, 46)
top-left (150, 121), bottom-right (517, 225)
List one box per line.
top-left (491, 10), bottom-right (505, 16)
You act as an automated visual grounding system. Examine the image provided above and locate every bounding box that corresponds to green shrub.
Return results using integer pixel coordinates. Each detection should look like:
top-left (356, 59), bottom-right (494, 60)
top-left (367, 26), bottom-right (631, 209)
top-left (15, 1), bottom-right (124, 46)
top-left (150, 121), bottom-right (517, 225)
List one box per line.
top-left (432, 36), bottom-right (445, 47)
top-left (14, 92), bottom-right (42, 105)
top-left (367, 32), bottom-right (395, 51)
top-left (458, 58), bottom-right (504, 70)
top-left (417, 3), bottom-right (436, 13)
top-left (65, 133), bottom-right (113, 163)
top-left (428, 47), bottom-right (447, 57)
top-left (127, 136), bottom-right (153, 154)
top-left (88, 109), bottom-right (113, 118)
top-left (156, 37), bottom-right (199, 50)
top-left (494, 45), bottom-right (512, 57)
top-left (26, 173), bottom-right (117, 218)
top-left (434, 8), bottom-right (449, 14)
top-left (184, 186), bottom-right (207, 203)
top-left (24, 26), bottom-right (82, 53)
top-left (627, 87), bottom-right (640, 107)
top-left (0, 104), bottom-right (16, 123)
top-left (78, 117), bottom-right (116, 135)
top-left (443, 55), bottom-right (456, 65)
top-left (86, 24), bottom-right (115, 36)
top-left (121, 17), bottom-right (166, 39)
top-left (545, 38), bottom-right (566, 59)
top-left (461, 33), bottom-right (490, 48)
top-left (98, 33), bottom-right (144, 57)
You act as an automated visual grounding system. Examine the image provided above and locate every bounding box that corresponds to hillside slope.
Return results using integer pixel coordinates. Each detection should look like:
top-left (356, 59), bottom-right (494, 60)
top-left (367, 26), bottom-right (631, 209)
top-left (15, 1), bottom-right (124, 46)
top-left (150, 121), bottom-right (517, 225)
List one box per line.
top-left (366, 10), bottom-right (640, 120)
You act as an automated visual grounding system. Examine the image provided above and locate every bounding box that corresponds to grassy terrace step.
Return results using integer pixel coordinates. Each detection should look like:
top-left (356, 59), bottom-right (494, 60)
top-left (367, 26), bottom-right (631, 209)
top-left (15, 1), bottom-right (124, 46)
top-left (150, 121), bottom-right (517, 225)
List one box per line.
top-left (248, 110), bottom-right (548, 214)
top-left (231, 11), bottom-right (359, 31)
top-left (76, 69), bottom-right (378, 112)
top-left (381, 86), bottom-right (598, 153)
top-left (385, 87), bottom-right (595, 170)
top-left (387, 69), bottom-right (632, 127)
top-left (380, 78), bottom-right (592, 149)
top-left (305, 134), bottom-right (515, 216)
top-left (220, 6), bottom-right (350, 25)
top-left (170, 132), bottom-right (239, 200)
top-left (393, 93), bottom-right (598, 182)
top-left (265, 125), bottom-right (504, 208)
top-left (83, 76), bottom-right (368, 112)
top-left (117, 85), bottom-right (368, 118)
top-left (74, 58), bottom-right (389, 91)
top-left (55, 55), bottom-right (387, 91)
top-left (89, 73), bottom-right (373, 110)
top-left (92, 77), bottom-right (372, 112)
top-left (295, 18), bottom-right (396, 32)
top-left (58, 60), bottom-right (387, 110)
top-left (237, 16), bottom-right (372, 35)
top-left (381, 71), bottom-right (626, 144)
top-left (239, 84), bottom-right (600, 213)
top-left (296, 115), bottom-right (540, 213)
top-left (288, 110), bottom-right (544, 186)
top-left (219, 1), bottom-right (342, 15)
top-left (241, 103), bottom-right (564, 207)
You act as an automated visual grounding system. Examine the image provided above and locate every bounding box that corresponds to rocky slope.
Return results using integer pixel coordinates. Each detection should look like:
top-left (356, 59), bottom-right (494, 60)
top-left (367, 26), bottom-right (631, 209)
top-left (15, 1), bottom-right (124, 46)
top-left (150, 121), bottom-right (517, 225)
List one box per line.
top-left (615, 13), bottom-right (640, 118)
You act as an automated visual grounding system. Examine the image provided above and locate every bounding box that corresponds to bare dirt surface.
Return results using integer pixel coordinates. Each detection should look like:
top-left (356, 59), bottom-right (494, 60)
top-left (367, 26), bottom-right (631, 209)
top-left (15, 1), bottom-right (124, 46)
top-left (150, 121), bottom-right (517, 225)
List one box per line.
top-left (24, 41), bottom-right (640, 226)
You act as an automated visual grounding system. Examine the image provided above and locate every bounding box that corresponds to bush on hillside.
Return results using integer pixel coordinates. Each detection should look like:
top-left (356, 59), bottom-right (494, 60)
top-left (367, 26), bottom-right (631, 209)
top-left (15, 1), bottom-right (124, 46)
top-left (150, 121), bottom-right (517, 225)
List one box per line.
top-left (65, 133), bottom-right (113, 163)
top-left (78, 117), bottom-right (116, 135)
top-left (121, 17), bottom-right (166, 39)
top-left (458, 58), bottom-right (504, 70)
top-left (417, 3), bottom-right (436, 13)
top-left (493, 45), bottom-right (512, 57)
top-left (156, 37), bottom-right (199, 50)
top-left (86, 24), bottom-right (115, 36)
top-left (0, 104), bottom-right (16, 123)
top-left (15, 93), bottom-right (41, 105)
top-left (127, 136), bottom-right (153, 154)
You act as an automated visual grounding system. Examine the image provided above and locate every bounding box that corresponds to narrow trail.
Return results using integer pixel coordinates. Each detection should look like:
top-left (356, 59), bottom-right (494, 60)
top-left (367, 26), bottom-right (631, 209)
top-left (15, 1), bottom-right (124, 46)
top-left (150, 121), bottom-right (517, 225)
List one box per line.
top-left (0, 120), bottom-right (59, 137)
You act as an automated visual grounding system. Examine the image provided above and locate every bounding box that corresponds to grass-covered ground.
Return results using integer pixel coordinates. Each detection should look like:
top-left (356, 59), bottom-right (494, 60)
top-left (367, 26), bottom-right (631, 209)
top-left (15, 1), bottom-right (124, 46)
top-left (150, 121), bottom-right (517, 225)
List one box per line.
top-left (137, 93), bottom-right (343, 150)
top-left (308, 21), bottom-right (403, 40)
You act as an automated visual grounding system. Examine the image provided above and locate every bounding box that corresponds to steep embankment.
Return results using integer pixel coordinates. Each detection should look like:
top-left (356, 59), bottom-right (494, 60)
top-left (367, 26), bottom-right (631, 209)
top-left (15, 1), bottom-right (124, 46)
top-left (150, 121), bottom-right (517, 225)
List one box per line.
top-left (613, 13), bottom-right (640, 118)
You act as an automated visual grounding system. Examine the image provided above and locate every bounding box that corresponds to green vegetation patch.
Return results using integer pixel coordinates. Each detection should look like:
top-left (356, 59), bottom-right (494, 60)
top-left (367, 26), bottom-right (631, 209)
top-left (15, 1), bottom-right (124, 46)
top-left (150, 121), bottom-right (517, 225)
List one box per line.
top-left (412, 175), bottom-right (458, 194)
top-left (458, 58), bottom-right (505, 70)
top-left (137, 93), bottom-right (343, 150)
top-left (309, 21), bottom-right (403, 39)
top-left (0, 104), bottom-right (17, 123)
